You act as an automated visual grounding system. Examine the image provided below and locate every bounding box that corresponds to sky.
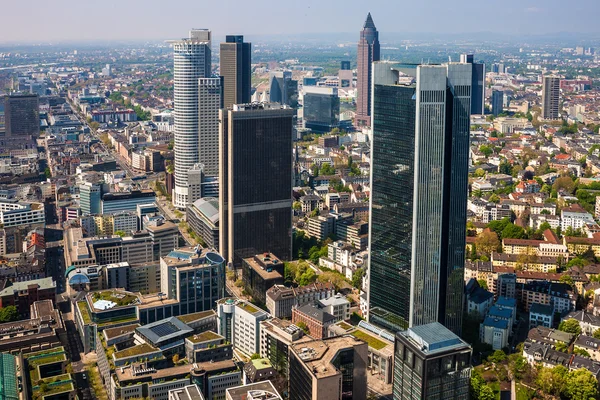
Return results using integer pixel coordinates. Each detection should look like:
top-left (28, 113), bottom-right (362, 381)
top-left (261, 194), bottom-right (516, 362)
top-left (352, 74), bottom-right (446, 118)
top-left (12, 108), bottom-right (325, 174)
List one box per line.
top-left (1, 0), bottom-right (600, 43)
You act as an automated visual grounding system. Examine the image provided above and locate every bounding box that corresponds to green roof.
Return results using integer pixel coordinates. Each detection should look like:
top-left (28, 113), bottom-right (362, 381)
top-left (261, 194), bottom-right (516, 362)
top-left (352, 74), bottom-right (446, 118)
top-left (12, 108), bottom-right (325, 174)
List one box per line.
top-left (33, 374), bottom-right (74, 400)
top-left (186, 330), bottom-right (222, 344)
top-left (236, 302), bottom-right (260, 314)
top-left (113, 343), bottom-right (158, 360)
top-left (91, 290), bottom-right (138, 308)
top-left (251, 358), bottom-right (272, 370)
top-left (0, 353), bottom-right (18, 400)
top-left (77, 301), bottom-right (92, 324)
top-left (351, 330), bottom-right (388, 351)
top-left (177, 310), bottom-right (215, 324)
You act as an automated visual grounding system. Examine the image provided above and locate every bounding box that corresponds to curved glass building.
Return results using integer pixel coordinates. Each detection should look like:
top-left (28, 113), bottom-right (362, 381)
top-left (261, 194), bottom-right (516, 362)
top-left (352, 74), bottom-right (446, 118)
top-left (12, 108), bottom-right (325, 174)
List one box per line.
top-left (169, 29), bottom-right (212, 209)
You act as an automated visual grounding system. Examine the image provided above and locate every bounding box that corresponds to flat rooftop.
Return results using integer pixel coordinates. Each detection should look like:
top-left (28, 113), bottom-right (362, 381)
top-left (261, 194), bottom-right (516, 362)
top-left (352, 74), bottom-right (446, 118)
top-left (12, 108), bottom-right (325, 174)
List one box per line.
top-left (244, 256), bottom-right (283, 280)
top-left (226, 381), bottom-right (281, 400)
top-left (103, 324), bottom-right (140, 341)
top-left (136, 317), bottom-right (193, 345)
top-left (400, 322), bottom-right (470, 356)
top-left (89, 290), bottom-right (139, 310)
top-left (186, 330), bottom-right (223, 344)
top-left (291, 336), bottom-right (365, 379)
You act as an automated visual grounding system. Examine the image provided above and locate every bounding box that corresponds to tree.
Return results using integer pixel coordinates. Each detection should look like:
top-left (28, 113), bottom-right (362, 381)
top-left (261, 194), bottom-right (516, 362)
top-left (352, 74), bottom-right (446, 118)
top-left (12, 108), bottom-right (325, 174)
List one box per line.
top-left (296, 321), bottom-right (310, 335)
top-left (488, 194), bottom-right (500, 204)
top-left (474, 168), bottom-right (486, 178)
top-left (320, 163), bottom-right (335, 176)
top-left (501, 223), bottom-right (525, 239)
top-left (477, 279), bottom-right (488, 290)
top-left (537, 365), bottom-right (568, 396)
top-left (292, 201), bottom-right (302, 211)
top-left (172, 354), bottom-right (180, 364)
top-left (487, 349), bottom-right (507, 364)
top-left (114, 230), bottom-right (127, 238)
top-left (479, 145), bottom-right (493, 157)
top-left (478, 385), bottom-right (495, 400)
top-left (562, 368), bottom-right (599, 400)
top-left (250, 353), bottom-right (261, 360)
top-left (298, 268), bottom-right (317, 286)
top-left (553, 176), bottom-right (576, 194)
top-left (593, 329), bottom-right (600, 339)
top-left (89, 121), bottom-right (100, 130)
top-left (0, 306), bottom-right (18, 323)
top-left (559, 274), bottom-right (575, 288)
top-left (573, 348), bottom-right (591, 357)
top-left (507, 353), bottom-right (527, 380)
top-left (488, 218), bottom-right (511, 237)
top-left (475, 230), bottom-right (500, 257)
top-left (558, 319), bottom-right (582, 335)
top-left (352, 268), bottom-right (365, 289)
top-left (44, 167), bottom-right (52, 179)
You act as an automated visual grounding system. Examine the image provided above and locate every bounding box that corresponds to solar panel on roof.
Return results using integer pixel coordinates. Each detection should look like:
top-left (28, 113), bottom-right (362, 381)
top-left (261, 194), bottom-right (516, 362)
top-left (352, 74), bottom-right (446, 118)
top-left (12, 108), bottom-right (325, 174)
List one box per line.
top-left (149, 322), bottom-right (180, 337)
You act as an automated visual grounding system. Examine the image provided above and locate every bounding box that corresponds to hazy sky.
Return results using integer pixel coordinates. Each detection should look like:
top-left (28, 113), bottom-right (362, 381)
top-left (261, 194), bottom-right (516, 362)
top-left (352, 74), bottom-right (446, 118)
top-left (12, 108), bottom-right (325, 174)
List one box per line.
top-left (2, 0), bottom-right (600, 43)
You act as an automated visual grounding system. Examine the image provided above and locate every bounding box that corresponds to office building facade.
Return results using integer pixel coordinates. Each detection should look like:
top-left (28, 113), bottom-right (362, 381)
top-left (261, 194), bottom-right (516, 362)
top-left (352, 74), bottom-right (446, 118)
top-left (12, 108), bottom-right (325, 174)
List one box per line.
top-left (542, 75), bottom-right (560, 120)
top-left (198, 77), bottom-right (222, 177)
top-left (269, 71), bottom-right (297, 107)
top-left (302, 86), bottom-right (340, 132)
top-left (169, 29), bottom-right (212, 209)
top-left (356, 13), bottom-right (380, 127)
top-left (101, 190), bottom-right (156, 214)
top-left (220, 35), bottom-right (251, 109)
top-left (491, 90), bottom-right (504, 116)
top-left (219, 103), bottom-right (294, 266)
top-left (368, 62), bottom-right (471, 334)
top-left (4, 94), bottom-right (40, 137)
top-left (393, 322), bottom-right (472, 400)
top-left (460, 54), bottom-right (485, 115)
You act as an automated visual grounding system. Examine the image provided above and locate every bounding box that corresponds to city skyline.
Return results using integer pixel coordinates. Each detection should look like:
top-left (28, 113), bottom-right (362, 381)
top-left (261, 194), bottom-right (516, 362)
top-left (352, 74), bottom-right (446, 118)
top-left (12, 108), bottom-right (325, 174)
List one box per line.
top-left (2, 0), bottom-right (600, 43)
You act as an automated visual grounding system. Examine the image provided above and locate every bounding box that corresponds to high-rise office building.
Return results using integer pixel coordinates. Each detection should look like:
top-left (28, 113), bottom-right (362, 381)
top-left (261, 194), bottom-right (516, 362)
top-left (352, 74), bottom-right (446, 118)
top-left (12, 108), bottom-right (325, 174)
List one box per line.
top-left (220, 35), bottom-right (251, 109)
top-left (219, 103), bottom-right (294, 266)
top-left (542, 75), bottom-right (560, 120)
top-left (339, 61), bottom-right (353, 88)
top-left (198, 77), bottom-right (222, 177)
top-left (289, 336), bottom-right (368, 400)
top-left (169, 29), bottom-right (212, 209)
top-left (368, 62), bottom-right (472, 335)
top-left (79, 182), bottom-right (102, 215)
top-left (4, 94), bottom-right (39, 137)
top-left (491, 90), bottom-right (504, 116)
top-left (269, 71), bottom-right (298, 107)
top-left (356, 13), bottom-right (380, 127)
top-left (460, 54), bottom-right (485, 115)
top-left (302, 86), bottom-right (340, 133)
top-left (393, 322), bottom-right (472, 400)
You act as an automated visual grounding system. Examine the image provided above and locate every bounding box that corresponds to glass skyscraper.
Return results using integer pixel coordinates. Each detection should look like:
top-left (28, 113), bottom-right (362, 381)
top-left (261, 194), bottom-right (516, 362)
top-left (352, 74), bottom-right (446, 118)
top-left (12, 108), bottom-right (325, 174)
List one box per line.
top-left (368, 62), bottom-right (471, 335)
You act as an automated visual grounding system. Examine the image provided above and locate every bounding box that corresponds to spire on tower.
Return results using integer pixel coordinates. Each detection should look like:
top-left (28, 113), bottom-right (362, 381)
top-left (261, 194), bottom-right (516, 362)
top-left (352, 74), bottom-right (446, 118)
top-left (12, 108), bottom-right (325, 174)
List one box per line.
top-left (363, 12), bottom-right (376, 29)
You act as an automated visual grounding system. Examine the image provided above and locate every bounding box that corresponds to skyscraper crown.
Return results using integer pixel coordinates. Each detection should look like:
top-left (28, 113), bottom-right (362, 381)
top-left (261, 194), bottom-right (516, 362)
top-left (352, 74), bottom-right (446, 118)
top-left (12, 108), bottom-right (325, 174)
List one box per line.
top-left (363, 12), bottom-right (376, 29)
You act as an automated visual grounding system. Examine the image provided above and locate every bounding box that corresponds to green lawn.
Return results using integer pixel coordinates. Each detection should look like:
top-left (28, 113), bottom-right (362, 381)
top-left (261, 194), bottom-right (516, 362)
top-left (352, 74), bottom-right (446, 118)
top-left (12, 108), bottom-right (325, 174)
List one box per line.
top-left (177, 310), bottom-right (215, 324)
top-left (113, 343), bottom-right (158, 360)
top-left (351, 330), bottom-right (388, 350)
top-left (187, 330), bottom-right (221, 343)
top-left (77, 301), bottom-right (92, 324)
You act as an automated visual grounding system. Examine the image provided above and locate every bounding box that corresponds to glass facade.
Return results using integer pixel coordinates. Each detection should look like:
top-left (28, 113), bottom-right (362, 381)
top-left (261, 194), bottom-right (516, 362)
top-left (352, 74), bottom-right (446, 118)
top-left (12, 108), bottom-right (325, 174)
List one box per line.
top-left (369, 84), bottom-right (416, 331)
top-left (221, 105), bottom-right (294, 266)
top-left (369, 64), bottom-right (471, 334)
top-left (289, 353), bottom-right (313, 400)
top-left (303, 90), bottom-right (340, 132)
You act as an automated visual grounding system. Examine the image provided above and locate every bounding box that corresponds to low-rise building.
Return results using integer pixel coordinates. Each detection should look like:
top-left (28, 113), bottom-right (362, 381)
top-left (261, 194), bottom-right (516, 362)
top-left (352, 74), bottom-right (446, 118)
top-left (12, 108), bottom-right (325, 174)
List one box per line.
top-left (0, 277), bottom-right (56, 318)
top-left (529, 303), bottom-right (554, 329)
top-left (318, 293), bottom-right (350, 322)
top-left (265, 282), bottom-right (335, 319)
top-left (574, 335), bottom-right (600, 362)
top-left (562, 311), bottom-right (600, 336)
top-left (292, 304), bottom-right (335, 339)
top-left (480, 317), bottom-right (510, 350)
top-left (242, 253), bottom-right (284, 305)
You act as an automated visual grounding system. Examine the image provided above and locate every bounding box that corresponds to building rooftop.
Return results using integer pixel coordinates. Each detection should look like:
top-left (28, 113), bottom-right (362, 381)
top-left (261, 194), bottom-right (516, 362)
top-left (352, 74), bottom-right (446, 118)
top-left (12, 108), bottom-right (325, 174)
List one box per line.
top-left (530, 303), bottom-right (554, 315)
top-left (236, 301), bottom-right (268, 316)
top-left (113, 343), bottom-right (159, 360)
top-left (168, 384), bottom-right (205, 400)
top-left (103, 324), bottom-right (140, 341)
top-left (89, 290), bottom-right (139, 310)
top-left (295, 304), bottom-right (335, 324)
top-left (225, 381), bottom-right (282, 400)
top-left (186, 330), bottom-right (223, 344)
top-left (191, 197), bottom-right (219, 225)
top-left (0, 277), bottom-right (55, 296)
top-left (488, 306), bottom-right (513, 320)
top-left (291, 336), bottom-right (366, 379)
top-left (482, 317), bottom-right (509, 329)
top-left (243, 255), bottom-right (283, 281)
top-left (401, 322), bottom-right (471, 356)
top-left (176, 310), bottom-right (216, 324)
top-left (136, 317), bottom-right (193, 345)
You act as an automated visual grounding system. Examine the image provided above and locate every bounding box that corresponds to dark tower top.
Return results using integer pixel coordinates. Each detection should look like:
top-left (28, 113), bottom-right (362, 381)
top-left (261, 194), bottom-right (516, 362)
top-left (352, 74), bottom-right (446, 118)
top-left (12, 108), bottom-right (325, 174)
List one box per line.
top-left (356, 13), bottom-right (380, 127)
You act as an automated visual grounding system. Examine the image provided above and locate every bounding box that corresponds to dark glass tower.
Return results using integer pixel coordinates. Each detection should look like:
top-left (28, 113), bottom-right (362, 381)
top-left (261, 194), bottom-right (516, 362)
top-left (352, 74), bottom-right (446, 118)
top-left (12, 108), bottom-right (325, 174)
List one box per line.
top-left (356, 13), bottom-right (380, 127)
top-left (220, 35), bottom-right (251, 109)
top-left (219, 103), bottom-right (294, 267)
top-left (461, 54), bottom-right (485, 115)
top-left (368, 62), bottom-right (472, 335)
top-left (4, 94), bottom-right (39, 137)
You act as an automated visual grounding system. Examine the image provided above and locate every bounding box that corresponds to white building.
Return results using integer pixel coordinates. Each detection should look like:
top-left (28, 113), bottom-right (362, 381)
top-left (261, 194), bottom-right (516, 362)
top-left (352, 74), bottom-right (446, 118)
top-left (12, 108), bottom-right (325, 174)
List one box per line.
top-left (233, 300), bottom-right (269, 357)
top-left (170, 29), bottom-right (212, 209)
top-left (480, 317), bottom-right (509, 350)
top-left (561, 205), bottom-right (595, 231)
top-left (319, 293), bottom-right (351, 322)
top-left (0, 200), bottom-right (45, 227)
top-left (198, 77), bottom-right (221, 177)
